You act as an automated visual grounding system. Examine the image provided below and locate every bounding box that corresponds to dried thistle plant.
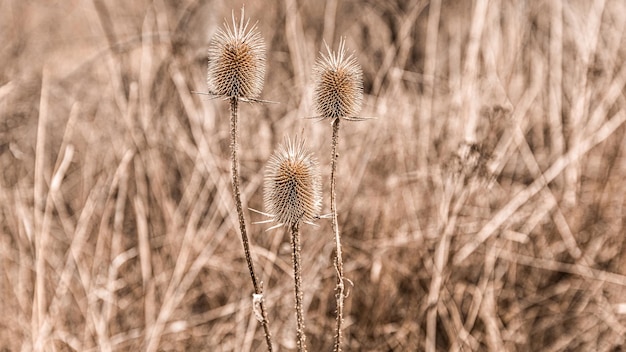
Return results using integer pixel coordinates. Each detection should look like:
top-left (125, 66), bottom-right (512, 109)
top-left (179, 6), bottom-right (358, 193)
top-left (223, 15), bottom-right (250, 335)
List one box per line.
top-left (263, 137), bottom-right (322, 230)
top-left (313, 38), bottom-right (364, 122)
top-left (311, 38), bottom-right (365, 352)
top-left (207, 9), bottom-right (265, 100)
top-left (260, 136), bottom-right (322, 352)
top-left (207, 8), bottom-right (273, 351)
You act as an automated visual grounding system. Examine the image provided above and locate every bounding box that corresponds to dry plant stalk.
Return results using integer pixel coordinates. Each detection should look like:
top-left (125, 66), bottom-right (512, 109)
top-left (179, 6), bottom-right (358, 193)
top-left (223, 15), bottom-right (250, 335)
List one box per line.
top-left (262, 136), bottom-right (322, 351)
top-left (289, 222), bottom-right (306, 352)
top-left (207, 8), bottom-right (273, 351)
top-left (312, 38), bottom-right (364, 352)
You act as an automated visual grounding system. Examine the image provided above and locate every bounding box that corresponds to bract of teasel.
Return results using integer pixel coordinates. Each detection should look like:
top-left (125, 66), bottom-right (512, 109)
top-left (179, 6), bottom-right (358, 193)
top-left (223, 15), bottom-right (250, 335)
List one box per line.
top-left (207, 8), bottom-right (266, 99)
top-left (312, 38), bottom-right (364, 121)
top-left (260, 136), bottom-right (322, 230)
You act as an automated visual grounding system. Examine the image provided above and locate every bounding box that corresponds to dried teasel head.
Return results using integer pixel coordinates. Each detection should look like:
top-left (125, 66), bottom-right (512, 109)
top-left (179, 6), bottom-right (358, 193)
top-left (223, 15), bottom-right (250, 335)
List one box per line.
top-left (207, 8), bottom-right (266, 99)
top-left (263, 136), bottom-right (322, 229)
top-left (313, 38), bottom-right (364, 121)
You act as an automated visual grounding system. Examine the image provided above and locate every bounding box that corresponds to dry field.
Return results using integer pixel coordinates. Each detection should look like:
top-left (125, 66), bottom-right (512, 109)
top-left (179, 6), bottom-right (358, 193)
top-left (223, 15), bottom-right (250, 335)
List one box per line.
top-left (2, 0), bottom-right (626, 351)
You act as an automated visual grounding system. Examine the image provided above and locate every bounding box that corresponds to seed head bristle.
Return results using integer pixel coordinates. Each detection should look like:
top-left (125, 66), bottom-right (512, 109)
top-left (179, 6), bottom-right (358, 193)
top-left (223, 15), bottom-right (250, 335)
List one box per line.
top-left (313, 38), bottom-right (363, 120)
top-left (264, 136), bottom-right (322, 228)
top-left (208, 8), bottom-right (266, 99)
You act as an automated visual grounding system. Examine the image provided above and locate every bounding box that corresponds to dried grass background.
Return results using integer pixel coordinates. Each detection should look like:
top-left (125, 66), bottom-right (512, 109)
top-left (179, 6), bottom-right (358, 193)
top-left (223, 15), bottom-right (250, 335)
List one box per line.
top-left (1, 0), bottom-right (626, 351)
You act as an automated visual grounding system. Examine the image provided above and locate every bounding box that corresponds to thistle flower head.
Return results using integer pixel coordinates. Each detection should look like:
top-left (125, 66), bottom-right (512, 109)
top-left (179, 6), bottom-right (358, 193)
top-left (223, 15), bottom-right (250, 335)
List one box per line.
top-left (313, 38), bottom-right (363, 120)
top-left (263, 136), bottom-right (322, 228)
top-left (207, 8), bottom-right (266, 99)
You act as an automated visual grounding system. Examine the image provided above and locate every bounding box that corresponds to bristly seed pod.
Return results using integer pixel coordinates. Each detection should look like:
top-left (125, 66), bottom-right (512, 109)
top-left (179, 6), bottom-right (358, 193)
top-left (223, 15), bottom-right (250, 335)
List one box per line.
top-left (263, 136), bottom-right (322, 228)
top-left (207, 8), bottom-right (266, 99)
top-left (313, 38), bottom-right (363, 120)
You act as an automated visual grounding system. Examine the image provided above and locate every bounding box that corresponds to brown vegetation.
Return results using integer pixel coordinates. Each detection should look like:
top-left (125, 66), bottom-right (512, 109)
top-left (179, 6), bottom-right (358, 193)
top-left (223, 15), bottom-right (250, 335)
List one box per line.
top-left (1, 0), bottom-right (626, 351)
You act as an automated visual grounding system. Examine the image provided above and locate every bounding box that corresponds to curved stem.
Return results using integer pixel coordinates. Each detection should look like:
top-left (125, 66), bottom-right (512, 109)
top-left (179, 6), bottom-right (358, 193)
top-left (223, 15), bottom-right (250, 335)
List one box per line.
top-left (290, 222), bottom-right (307, 352)
top-left (229, 97), bottom-right (273, 351)
top-left (330, 118), bottom-right (345, 352)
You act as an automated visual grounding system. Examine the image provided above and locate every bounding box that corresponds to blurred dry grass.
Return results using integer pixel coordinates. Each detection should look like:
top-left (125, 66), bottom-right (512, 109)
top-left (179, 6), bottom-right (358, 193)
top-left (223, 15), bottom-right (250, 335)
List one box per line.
top-left (1, 0), bottom-right (626, 351)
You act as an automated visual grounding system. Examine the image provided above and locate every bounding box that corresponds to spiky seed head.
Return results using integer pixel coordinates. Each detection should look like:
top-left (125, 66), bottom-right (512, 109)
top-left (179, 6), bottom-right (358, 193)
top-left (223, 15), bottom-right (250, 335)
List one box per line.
top-left (264, 136), bottom-right (322, 227)
top-left (207, 8), bottom-right (266, 99)
top-left (313, 38), bottom-right (363, 120)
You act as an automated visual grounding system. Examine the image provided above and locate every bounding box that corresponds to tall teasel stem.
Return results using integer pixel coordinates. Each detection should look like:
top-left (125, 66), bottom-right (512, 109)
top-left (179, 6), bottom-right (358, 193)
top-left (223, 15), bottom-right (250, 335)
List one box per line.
top-left (312, 38), bottom-right (364, 352)
top-left (290, 222), bottom-right (307, 352)
top-left (262, 136), bottom-right (322, 352)
top-left (329, 117), bottom-right (345, 352)
top-left (229, 97), bottom-right (273, 350)
top-left (229, 98), bottom-right (251, 284)
top-left (208, 8), bottom-right (272, 351)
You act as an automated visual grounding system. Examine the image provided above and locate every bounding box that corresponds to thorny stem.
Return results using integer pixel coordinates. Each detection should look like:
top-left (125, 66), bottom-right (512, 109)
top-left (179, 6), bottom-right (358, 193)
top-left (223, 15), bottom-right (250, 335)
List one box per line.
top-left (290, 222), bottom-right (307, 352)
top-left (230, 97), bottom-right (273, 351)
top-left (330, 118), bottom-right (345, 352)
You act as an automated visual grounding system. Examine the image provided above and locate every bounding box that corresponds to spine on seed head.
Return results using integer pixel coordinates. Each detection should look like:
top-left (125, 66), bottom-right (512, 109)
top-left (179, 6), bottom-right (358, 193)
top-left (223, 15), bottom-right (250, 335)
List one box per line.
top-left (313, 38), bottom-right (363, 120)
top-left (207, 8), bottom-right (266, 99)
top-left (263, 136), bottom-right (322, 227)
